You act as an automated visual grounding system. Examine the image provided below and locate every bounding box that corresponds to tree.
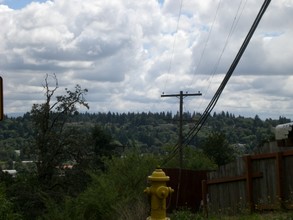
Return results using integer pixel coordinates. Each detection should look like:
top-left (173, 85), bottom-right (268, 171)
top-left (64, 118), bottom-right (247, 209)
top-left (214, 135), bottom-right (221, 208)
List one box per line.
top-left (200, 132), bottom-right (235, 166)
top-left (30, 74), bottom-right (89, 188)
top-left (92, 125), bottom-right (113, 157)
top-left (163, 145), bottom-right (217, 170)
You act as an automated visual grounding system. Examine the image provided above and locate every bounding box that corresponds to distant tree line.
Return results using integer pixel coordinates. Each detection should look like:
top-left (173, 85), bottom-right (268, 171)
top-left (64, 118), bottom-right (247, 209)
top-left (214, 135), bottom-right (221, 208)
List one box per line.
top-left (0, 109), bottom-right (291, 164)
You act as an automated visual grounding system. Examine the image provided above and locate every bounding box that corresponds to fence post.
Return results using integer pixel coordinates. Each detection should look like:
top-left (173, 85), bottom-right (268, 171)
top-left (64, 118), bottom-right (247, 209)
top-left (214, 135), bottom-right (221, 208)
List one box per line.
top-left (244, 155), bottom-right (254, 212)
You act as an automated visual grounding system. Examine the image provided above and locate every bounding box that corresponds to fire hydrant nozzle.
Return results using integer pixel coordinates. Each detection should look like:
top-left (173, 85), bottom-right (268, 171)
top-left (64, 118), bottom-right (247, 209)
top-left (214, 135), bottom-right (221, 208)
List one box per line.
top-left (144, 168), bottom-right (174, 220)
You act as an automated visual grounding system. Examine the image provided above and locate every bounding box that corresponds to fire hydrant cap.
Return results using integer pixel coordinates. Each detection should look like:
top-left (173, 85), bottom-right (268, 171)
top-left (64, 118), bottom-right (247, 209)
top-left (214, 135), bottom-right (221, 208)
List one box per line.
top-left (148, 168), bottom-right (170, 181)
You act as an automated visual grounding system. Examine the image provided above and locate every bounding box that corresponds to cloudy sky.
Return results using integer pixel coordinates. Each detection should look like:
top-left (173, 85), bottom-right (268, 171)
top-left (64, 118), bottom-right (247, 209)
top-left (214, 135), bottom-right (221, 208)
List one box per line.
top-left (0, 0), bottom-right (292, 119)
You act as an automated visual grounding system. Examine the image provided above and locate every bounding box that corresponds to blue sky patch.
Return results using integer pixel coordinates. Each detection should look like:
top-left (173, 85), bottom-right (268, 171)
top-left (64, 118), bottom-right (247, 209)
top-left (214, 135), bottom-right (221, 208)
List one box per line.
top-left (157, 0), bottom-right (164, 5)
top-left (2, 0), bottom-right (47, 9)
top-left (263, 31), bottom-right (284, 38)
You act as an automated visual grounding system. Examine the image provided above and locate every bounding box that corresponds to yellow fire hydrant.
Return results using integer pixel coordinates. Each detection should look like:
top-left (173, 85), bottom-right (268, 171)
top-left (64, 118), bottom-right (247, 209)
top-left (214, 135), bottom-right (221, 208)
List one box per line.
top-left (144, 168), bottom-right (174, 220)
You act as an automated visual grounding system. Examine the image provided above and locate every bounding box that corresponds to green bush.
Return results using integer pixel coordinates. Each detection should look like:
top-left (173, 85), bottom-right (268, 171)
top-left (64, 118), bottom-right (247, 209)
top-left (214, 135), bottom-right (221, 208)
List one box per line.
top-left (40, 148), bottom-right (158, 220)
top-left (0, 185), bottom-right (22, 220)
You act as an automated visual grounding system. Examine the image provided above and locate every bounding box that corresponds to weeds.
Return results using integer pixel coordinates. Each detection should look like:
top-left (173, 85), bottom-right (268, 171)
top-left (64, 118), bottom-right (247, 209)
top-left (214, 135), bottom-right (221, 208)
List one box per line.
top-left (170, 208), bottom-right (293, 220)
top-left (170, 208), bottom-right (204, 220)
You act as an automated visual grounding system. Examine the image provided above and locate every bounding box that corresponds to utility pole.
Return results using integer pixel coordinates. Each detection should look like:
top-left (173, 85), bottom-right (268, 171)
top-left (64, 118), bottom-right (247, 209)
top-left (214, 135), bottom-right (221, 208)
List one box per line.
top-left (161, 91), bottom-right (202, 168)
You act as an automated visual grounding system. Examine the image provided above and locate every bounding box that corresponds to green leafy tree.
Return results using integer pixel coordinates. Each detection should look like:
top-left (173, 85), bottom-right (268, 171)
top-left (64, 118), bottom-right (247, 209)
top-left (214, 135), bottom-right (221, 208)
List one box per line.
top-left (201, 132), bottom-right (235, 166)
top-left (163, 145), bottom-right (217, 170)
top-left (30, 74), bottom-right (89, 188)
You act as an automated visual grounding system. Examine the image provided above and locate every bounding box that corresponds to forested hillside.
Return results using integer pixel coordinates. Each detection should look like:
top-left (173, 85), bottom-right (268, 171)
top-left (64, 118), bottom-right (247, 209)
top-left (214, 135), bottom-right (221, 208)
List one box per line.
top-left (0, 111), bottom-right (290, 163)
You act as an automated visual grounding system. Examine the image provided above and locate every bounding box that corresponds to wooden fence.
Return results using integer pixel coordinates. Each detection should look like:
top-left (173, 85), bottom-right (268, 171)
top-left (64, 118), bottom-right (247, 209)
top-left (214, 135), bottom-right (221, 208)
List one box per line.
top-left (163, 168), bottom-right (207, 212)
top-left (202, 150), bottom-right (293, 214)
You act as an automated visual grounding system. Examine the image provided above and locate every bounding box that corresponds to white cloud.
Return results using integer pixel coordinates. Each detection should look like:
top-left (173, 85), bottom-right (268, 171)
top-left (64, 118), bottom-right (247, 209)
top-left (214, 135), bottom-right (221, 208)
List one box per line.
top-left (0, 0), bottom-right (293, 119)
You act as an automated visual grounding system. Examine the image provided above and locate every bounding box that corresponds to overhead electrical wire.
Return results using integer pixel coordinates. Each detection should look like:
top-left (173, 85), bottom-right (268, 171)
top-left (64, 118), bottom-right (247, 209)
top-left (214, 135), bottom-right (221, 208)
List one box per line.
top-left (188, 0), bottom-right (222, 116)
top-left (161, 0), bottom-right (223, 166)
top-left (231, 0), bottom-right (249, 35)
top-left (161, 0), bottom-right (271, 166)
top-left (161, 0), bottom-right (242, 166)
top-left (160, 0), bottom-right (184, 166)
top-left (190, 0), bottom-right (222, 84)
top-left (162, 0), bottom-right (184, 93)
top-left (194, 0), bottom-right (244, 114)
top-left (210, 0), bottom-right (244, 77)
top-left (183, 0), bottom-right (271, 146)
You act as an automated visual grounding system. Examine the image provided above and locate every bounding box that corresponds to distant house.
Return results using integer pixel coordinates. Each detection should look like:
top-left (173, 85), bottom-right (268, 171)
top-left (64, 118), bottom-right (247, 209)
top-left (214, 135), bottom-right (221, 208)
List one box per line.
top-left (258, 122), bottom-right (293, 154)
top-left (2, 169), bottom-right (17, 177)
top-left (56, 164), bottom-right (74, 176)
top-left (275, 122), bottom-right (293, 147)
top-left (14, 150), bottom-right (20, 157)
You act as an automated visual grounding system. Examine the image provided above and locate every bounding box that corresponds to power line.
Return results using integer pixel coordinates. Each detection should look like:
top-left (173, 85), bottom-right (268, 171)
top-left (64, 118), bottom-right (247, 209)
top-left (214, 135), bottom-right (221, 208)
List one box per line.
top-left (194, 0), bottom-right (246, 114)
top-left (161, 0), bottom-right (271, 166)
top-left (163, 0), bottom-right (184, 93)
top-left (190, 0), bottom-right (222, 85)
top-left (210, 0), bottom-right (245, 78)
top-left (184, 0), bottom-right (271, 146)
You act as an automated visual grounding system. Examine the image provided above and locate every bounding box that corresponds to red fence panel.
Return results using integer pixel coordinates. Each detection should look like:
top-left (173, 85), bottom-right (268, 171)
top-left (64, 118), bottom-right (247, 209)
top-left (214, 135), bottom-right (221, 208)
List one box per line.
top-left (163, 168), bottom-right (207, 212)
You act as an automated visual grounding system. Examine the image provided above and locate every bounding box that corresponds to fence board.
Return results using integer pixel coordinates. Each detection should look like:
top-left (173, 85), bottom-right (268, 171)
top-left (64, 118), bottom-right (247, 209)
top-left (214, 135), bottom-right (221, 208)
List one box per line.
top-left (163, 168), bottom-right (207, 212)
top-left (252, 158), bottom-right (276, 208)
top-left (283, 155), bottom-right (293, 204)
top-left (204, 150), bottom-right (293, 214)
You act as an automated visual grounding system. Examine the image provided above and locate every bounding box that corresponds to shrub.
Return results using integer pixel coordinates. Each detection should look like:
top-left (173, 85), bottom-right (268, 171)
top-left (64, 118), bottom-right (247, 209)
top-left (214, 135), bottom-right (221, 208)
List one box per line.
top-left (40, 148), bottom-right (159, 219)
top-left (0, 185), bottom-right (23, 220)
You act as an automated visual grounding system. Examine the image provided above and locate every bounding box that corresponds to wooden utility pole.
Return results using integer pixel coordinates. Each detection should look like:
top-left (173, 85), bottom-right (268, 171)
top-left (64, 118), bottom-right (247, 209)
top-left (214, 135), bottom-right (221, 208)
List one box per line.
top-left (161, 91), bottom-right (202, 168)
